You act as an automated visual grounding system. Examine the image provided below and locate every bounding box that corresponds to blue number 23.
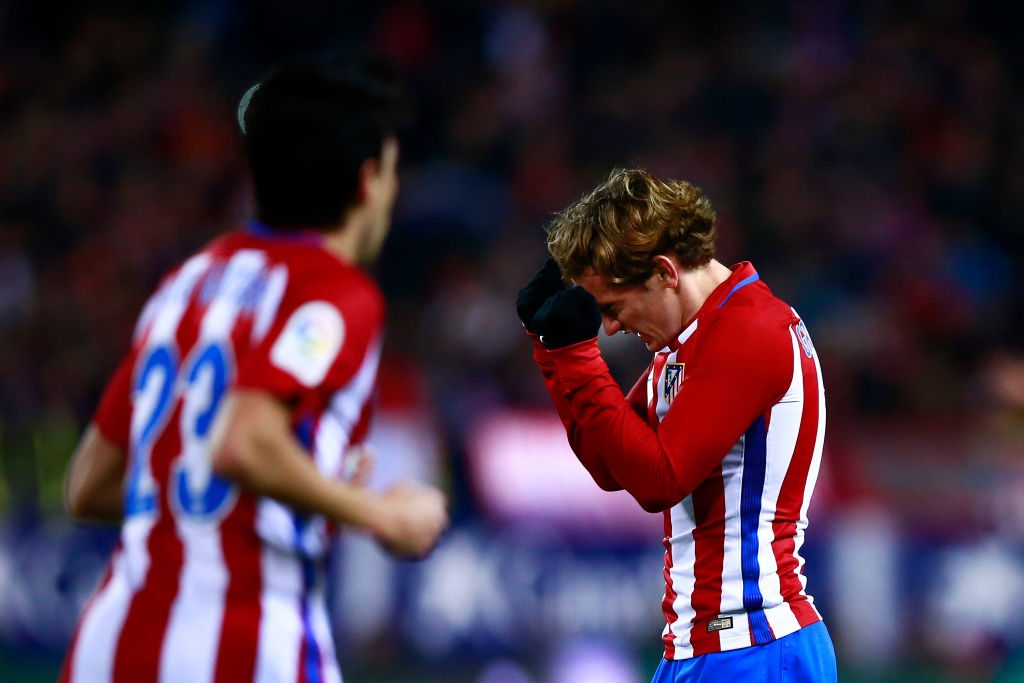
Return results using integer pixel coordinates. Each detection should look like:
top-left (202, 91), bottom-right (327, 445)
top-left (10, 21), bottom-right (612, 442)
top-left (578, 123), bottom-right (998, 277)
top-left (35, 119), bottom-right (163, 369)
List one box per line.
top-left (124, 341), bottom-right (238, 521)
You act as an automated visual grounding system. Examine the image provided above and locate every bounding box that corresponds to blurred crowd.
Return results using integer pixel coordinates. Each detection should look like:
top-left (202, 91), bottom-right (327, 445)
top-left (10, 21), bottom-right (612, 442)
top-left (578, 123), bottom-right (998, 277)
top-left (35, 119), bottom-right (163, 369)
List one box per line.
top-left (3, 0), bottom-right (1022, 506)
top-left (1, 0), bottom-right (1023, 678)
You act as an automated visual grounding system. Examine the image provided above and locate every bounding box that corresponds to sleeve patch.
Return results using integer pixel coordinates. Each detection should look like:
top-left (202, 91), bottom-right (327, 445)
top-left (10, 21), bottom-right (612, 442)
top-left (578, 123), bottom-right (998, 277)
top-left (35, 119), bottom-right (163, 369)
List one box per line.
top-left (270, 301), bottom-right (345, 387)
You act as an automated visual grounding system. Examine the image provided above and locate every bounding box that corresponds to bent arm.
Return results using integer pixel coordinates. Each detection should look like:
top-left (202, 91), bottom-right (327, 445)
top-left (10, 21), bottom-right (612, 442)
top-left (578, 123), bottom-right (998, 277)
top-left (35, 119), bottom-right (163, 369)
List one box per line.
top-left (531, 336), bottom-right (624, 491)
top-left (65, 425), bottom-right (128, 522)
top-left (67, 353), bottom-right (135, 522)
top-left (541, 319), bottom-right (793, 512)
top-left (210, 389), bottom-right (393, 532)
top-left (211, 389), bottom-right (446, 557)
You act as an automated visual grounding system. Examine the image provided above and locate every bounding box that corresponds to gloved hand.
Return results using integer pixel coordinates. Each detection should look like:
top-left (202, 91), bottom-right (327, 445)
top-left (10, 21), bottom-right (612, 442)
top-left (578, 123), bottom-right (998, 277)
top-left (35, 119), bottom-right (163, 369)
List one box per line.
top-left (516, 258), bottom-right (566, 332)
top-left (530, 285), bottom-right (601, 349)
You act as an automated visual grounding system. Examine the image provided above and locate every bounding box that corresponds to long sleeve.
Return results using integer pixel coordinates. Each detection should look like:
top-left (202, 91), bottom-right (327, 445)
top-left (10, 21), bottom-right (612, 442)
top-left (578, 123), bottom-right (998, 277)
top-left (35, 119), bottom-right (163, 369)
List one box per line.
top-left (530, 335), bottom-right (626, 491)
top-left (537, 312), bottom-right (795, 512)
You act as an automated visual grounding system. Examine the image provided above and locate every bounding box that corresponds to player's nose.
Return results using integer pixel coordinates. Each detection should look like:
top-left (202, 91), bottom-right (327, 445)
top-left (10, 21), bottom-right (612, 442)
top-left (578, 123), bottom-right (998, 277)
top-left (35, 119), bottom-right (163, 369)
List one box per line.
top-left (602, 315), bottom-right (621, 336)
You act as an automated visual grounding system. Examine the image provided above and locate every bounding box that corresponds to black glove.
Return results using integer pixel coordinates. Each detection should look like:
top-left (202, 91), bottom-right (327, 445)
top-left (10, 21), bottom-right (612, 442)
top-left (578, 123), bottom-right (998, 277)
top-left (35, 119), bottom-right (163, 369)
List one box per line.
top-left (530, 285), bottom-right (601, 349)
top-left (516, 258), bottom-right (566, 332)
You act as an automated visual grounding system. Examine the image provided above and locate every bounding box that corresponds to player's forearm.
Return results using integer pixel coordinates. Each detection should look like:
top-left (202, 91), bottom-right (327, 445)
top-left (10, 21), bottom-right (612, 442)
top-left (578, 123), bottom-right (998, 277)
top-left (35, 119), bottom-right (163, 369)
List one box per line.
top-left (547, 333), bottom-right (793, 510)
top-left (566, 372), bottom-right (686, 511)
top-left (542, 340), bottom-right (688, 511)
top-left (65, 425), bottom-right (126, 522)
top-left (211, 392), bottom-right (392, 534)
top-left (531, 337), bottom-right (623, 491)
top-left (219, 436), bottom-right (385, 528)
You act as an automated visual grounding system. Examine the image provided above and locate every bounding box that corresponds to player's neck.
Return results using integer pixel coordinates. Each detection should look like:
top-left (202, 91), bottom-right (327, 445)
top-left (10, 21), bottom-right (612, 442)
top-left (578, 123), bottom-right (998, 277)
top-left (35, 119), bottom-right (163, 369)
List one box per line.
top-left (322, 225), bottom-right (358, 263)
top-left (322, 209), bottom-right (370, 264)
top-left (678, 259), bottom-right (733, 324)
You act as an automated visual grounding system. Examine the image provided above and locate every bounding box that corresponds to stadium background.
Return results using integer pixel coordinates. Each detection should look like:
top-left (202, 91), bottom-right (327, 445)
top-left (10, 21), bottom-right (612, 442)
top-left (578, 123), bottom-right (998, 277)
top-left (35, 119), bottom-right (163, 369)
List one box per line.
top-left (1, 1), bottom-right (1023, 681)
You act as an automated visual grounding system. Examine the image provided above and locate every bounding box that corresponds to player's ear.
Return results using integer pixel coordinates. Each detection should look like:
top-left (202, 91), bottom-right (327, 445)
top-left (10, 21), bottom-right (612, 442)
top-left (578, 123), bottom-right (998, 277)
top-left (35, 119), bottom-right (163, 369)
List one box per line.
top-left (355, 157), bottom-right (381, 206)
top-left (357, 139), bottom-right (400, 205)
top-left (651, 254), bottom-right (680, 289)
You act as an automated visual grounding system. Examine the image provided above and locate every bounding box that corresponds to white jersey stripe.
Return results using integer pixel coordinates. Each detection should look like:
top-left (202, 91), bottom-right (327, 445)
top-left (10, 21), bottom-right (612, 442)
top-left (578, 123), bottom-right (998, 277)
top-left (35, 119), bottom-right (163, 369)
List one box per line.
top-left (309, 590), bottom-right (343, 683)
top-left (146, 254), bottom-right (212, 344)
top-left (133, 254), bottom-right (211, 343)
top-left (804, 330), bottom-right (827, 524)
top-left (314, 338), bottom-right (382, 477)
top-left (254, 546), bottom-right (304, 683)
top-left (69, 551), bottom-right (131, 683)
top-left (717, 436), bottom-right (746, 641)
top-left (665, 496), bottom-right (697, 656)
top-left (796, 323), bottom-right (827, 619)
top-left (759, 329), bottom-right (805, 636)
top-left (158, 523), bottom-right (228, 683)
top-left (251, 264), bottom-right (289, 344)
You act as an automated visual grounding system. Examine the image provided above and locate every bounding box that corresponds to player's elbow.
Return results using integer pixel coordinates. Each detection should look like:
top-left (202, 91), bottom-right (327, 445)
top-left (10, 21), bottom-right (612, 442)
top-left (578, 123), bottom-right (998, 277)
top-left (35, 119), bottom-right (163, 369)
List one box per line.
top-left (635, 495), bottom-right (672, 514)
top-left (209, 394), bottom-right (264, 487)
top-left (629, 480), bottom-right (687, 513)
top-left (64, 478), bottom-right (120, 522)
top-left (64, 485), bottom-right (92, 520)
top-left (63, 427), bottom-right (126, 522)
top-left (592, 475), bottom-right (623, 492)
top-left (211, 430), bottom-right (259, 487)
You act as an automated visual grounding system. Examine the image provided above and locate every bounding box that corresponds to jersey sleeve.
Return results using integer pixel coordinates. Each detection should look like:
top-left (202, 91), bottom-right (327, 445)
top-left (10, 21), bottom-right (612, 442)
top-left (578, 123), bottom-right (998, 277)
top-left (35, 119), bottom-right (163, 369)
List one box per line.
top-left (538, 310), bottom-right (795, 512)
top-left (93, 353), bottom-right (136, 451)
top-left (235, 270), bottom-right (385, 406)
top-left (530, 334), bottom-right (624, 491)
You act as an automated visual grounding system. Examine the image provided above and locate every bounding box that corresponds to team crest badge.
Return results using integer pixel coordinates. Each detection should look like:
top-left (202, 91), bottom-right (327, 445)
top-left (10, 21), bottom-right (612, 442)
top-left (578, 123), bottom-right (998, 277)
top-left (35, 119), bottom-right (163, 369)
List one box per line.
top-left (663, 362), bottom-right (685, 404)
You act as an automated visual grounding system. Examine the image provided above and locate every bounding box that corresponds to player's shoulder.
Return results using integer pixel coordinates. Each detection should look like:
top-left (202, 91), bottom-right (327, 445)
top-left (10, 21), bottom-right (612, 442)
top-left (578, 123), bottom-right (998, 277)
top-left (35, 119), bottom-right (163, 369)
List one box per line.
top-left (271, 256), bottom-right (385, 350)
top-left (701, 273), bottom-right (797, 348)
top-left (226, 228), bottom-right (384, 310)
top-left (265, 259), bottom-right (383, 387)
top-left (290, 257), bottom-right (383, 309)
top-left (196, 227), bottom-right (386, 332)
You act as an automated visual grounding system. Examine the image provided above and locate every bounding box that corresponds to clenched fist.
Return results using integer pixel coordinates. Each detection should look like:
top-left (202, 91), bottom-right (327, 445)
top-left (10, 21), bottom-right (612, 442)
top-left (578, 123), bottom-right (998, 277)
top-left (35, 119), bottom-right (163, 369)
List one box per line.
top-left (371, 482), bottom-right (449, 558)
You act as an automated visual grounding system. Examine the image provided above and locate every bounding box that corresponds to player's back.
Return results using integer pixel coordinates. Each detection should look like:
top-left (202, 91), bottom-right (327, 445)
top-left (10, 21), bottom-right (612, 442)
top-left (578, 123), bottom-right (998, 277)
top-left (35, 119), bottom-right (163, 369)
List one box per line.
top-left (62, 224), bottom-right (383, 683)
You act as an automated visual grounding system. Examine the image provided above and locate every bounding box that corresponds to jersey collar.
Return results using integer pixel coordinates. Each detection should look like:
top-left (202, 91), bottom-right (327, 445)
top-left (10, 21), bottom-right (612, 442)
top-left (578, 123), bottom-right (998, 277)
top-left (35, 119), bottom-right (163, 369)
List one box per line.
top-left (245, 220), bottom-right (325, 248)
top-left (702, 261), bottom-right (759, 312)
top-left (661, 262), bottom-right (759, 352)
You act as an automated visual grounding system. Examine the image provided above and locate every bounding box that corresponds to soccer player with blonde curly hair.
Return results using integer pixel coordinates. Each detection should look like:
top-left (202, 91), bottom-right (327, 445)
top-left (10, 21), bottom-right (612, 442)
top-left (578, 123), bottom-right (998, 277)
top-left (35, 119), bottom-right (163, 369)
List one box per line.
top-left (517, 168), bottom-right (837, 682)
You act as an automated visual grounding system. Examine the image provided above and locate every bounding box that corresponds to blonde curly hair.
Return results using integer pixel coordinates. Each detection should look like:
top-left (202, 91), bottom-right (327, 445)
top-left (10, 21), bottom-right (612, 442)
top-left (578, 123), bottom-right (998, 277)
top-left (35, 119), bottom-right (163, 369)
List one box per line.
top-left (547, 168), bottom-right (717, 286)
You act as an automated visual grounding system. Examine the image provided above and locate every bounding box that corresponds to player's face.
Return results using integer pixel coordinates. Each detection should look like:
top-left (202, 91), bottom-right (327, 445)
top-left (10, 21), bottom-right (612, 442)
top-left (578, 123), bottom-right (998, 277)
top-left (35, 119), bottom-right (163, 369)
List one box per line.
top-left (357, 137), bottom-right (400, 264)
top-left (577, 268), bottom-right (683, 352)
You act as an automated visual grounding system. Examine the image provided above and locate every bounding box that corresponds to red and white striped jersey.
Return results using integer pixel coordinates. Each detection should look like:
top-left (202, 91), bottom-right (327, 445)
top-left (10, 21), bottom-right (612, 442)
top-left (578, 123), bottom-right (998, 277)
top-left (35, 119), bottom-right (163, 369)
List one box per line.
top-left (533, 262), bottom-right (826, 660)
top-left (61, 223), bottom-right (385, 683)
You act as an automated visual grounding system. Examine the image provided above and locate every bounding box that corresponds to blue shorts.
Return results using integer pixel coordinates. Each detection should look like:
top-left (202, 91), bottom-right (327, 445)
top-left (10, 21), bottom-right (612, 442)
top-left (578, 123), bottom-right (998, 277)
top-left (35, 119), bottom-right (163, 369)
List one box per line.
top-left (651, 621), bottom-right (837, 683)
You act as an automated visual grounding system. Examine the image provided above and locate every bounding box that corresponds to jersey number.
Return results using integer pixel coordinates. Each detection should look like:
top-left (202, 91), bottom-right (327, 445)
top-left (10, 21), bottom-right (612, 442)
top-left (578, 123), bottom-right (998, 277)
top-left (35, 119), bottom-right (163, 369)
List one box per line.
top-left (124, 342), bottom-right (238, 521)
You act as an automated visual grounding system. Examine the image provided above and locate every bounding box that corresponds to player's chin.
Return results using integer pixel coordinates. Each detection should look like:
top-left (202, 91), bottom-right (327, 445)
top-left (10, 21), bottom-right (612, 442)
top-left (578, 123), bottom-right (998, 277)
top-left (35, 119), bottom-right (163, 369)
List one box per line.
top-left (642, 335), bottom-right (667, 351)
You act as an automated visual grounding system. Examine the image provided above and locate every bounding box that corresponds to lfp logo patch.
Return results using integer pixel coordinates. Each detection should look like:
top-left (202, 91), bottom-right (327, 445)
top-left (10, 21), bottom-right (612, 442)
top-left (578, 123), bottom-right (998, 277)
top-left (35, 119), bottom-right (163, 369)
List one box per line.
top-left (270, 300), bottom-right (345, 387)
top-left (796, 320), bottom-right (815, 358)
top-left (663, 362), bottom-right (685, 405)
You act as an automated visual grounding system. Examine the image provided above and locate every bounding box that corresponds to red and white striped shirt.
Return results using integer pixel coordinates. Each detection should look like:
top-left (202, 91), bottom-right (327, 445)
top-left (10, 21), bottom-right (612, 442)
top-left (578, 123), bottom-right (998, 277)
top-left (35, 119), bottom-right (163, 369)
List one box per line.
top-left (61, 224), bottom-right (384, 683)
top-left (533, 261), bottom-right (825, 659)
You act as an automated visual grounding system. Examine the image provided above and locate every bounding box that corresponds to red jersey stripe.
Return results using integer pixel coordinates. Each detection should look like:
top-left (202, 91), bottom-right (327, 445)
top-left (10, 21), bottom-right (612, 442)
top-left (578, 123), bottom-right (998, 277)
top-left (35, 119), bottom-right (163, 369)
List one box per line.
top-left (111, 521), bottom-right (184, 681)
top-left (213, 494), bottom-right (262, 683)
top-left (660, 511), bottom-right (679, 658)
top-left (688, 466), bottom-right (727, 655)
top-left (771, 327), bottom-right (821, 627)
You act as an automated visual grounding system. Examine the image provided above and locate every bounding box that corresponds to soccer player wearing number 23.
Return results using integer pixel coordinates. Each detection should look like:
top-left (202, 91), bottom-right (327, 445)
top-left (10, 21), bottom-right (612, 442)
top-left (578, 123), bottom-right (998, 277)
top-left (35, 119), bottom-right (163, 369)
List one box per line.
top-left (517, 170), bottom-right (837, 682)
top-left (60, 59), bottom-right (448, 683)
